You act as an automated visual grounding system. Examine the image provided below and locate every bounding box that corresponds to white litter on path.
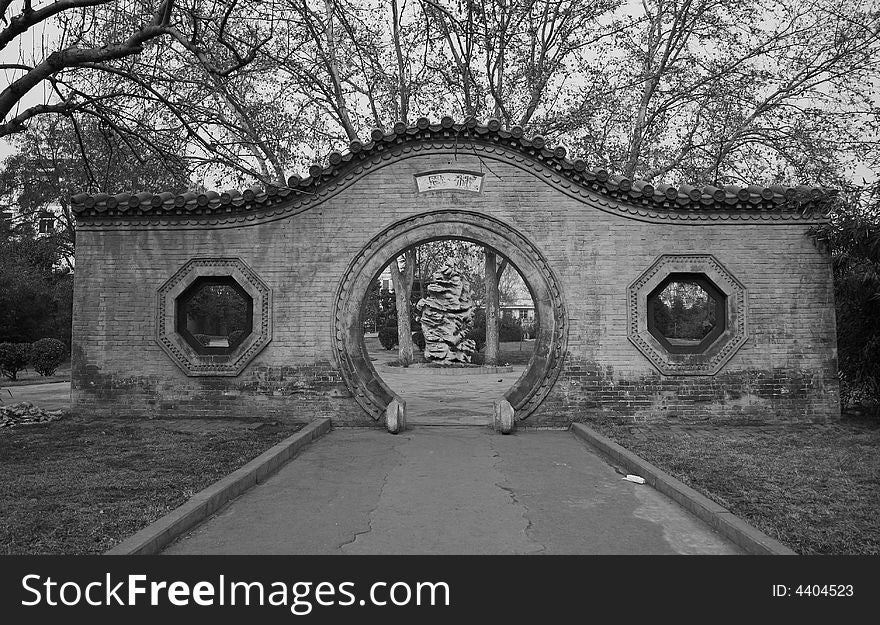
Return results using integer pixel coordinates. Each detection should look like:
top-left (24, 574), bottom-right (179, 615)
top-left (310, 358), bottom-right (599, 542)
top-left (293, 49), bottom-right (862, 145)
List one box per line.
top-left (623, 474), bottom-right (646, 484)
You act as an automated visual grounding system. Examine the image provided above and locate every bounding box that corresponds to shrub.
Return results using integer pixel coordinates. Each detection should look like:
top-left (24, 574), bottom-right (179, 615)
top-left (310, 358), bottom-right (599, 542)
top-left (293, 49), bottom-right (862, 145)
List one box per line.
top-left (500, 319), bottom-right (524, 342)
top-left (468, 326), bottom-right (486, 352)
top-left (30, 338), bottom-right (66, 376)
top-left (412, 330), bottom-right (426, 351)
top-left (0, 342), bottom-right (31, 380)
top-left (378, 324), bottom-right (398, 350)
top-left (467, 308), bottom-right (487, 352)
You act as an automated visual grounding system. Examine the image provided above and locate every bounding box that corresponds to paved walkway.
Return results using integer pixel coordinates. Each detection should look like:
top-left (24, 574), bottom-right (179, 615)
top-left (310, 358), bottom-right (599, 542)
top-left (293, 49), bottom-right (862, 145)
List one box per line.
top-left (365, 336), bottom-right (530, 425)
top-left (2, 381), bottom-right (70, 411)
top-left (10, 356), bottom-right (745, 555)
top-left (164, 427), bottom-right (743, 555)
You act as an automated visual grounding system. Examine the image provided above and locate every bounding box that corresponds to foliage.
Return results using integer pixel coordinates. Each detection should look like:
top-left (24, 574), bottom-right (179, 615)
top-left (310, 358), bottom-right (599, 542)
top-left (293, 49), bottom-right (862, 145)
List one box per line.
top-left (412, 330), bottom-right (426, 351)
top-left (363, 279), bottom-right (381, 332)
top-left (183, 284), bottom-right (249, 339)
top-left (29, 338), bottom-right (67, 377)
top-left (498, 264), bottom-right (530, 306)
top-left (499, 318), bottom-right (524, 342)
top-left (467, 308), bottom-right (487, 352)
top-left (650, 282), bottom-right (716, 340)
top-left (376, 287), bottom-right (397, 328)
top-left (0, 343), bottom-right (31, 381)
top-left (0, 222), bottom-right (73, 347)
top-left (0, 1), bottom-right (294, 185)
top-left (0, 116), bottom-right (192, 267)
top-left (6, 0), bottom-right (873, 195)
top-left (378, 323), bottom-right (399, 350)
top-left (466, 309), bottom-right (526, 351)
top-left (809, 182), bottom-right (880, 408)
top-left (413, 240), bottom-right (486, 302)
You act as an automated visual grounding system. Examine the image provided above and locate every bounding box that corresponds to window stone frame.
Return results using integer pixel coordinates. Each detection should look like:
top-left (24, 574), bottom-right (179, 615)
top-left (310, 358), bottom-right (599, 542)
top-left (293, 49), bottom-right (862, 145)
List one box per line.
top-left (646, 272), bottom-right (727, 354)
top-left (156, 258), bottom-right (272, 376)
top-left (176, 276), bottom-right (255, 355)
top-left (628, 255), bottom-right (747, 376)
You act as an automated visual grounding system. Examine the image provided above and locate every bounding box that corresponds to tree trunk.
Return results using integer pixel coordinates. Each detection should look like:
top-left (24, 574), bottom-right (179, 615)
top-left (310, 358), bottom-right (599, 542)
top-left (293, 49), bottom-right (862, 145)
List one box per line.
top-left (389, 249), bottom-right (415, 366)
top-left (484, 251), bottom-right (508, 366)
top-left (391, 0), bottom-right (409, 124)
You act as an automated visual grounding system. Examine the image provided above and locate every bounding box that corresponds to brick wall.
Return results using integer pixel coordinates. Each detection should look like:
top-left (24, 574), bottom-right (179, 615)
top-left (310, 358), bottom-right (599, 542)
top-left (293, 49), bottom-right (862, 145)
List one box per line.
top-left (72, 151), bottom-right (839, 426)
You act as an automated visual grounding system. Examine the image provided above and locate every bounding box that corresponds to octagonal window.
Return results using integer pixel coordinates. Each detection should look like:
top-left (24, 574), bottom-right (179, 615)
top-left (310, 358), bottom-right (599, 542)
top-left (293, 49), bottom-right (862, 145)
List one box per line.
top-left (176, 277), bottom-right (253, 355)
top-left (647, 273), bottom-right (726, 354)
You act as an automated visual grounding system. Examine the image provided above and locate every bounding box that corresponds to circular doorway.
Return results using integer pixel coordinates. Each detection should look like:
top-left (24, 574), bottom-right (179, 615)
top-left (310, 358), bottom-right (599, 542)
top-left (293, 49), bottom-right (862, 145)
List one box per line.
top-left (332, 210), bottom-right (567, 423)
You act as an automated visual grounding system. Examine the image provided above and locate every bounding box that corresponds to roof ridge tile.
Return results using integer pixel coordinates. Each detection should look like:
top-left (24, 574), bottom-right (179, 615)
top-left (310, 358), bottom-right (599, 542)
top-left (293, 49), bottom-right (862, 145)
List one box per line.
top-left (71, 118), bottom-right (835, 221)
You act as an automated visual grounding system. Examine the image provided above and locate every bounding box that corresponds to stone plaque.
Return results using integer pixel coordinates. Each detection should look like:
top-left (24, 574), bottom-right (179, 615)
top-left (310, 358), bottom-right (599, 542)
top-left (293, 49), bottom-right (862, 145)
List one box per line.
top-left (415, 171), bottom-right (484, 193)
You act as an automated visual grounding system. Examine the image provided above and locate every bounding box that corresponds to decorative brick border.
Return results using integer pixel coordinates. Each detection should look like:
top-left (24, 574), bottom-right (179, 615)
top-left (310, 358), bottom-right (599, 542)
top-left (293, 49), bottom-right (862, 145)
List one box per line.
top-left (331, 210), bottom-right (568, 423)
top-left (156, 257), bottom-right (272, 376)
top-left (627, 254), bottom-right (748, 375)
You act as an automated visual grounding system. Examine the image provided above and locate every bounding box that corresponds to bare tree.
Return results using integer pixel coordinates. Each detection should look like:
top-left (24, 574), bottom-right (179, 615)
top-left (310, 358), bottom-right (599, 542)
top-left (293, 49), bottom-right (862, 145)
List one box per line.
top-left (421, 0), bottom-right (619, 128)
top-left (1, 113), bottom-right (190, 265)
top-left (483, 250), bottom-right (508, 365)
top-left (0, 1), bottom-right (292, 185)
top-left (0, 1), bottom-right (177, 137)
top-left (567, 0), bottom-right (880, 186)
top-left (388, 248), bottom-right (416, 366)
top-left (3, 0), bottom-right (877, 201)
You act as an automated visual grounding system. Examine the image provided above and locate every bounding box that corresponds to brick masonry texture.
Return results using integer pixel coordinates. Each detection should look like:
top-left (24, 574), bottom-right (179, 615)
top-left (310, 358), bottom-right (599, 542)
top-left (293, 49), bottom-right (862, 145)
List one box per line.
top-left (71, 150), bottom-right (839, 427)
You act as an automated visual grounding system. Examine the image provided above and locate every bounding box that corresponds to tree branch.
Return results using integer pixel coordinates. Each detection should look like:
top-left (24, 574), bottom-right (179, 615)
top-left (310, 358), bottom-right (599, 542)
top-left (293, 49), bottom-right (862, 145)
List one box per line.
top-left (0, 0), bottom-right (108, 52)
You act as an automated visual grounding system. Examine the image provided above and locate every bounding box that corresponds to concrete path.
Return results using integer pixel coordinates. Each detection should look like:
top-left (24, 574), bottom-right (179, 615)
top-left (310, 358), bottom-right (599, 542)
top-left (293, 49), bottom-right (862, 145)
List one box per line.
top-left (163, 427), bottom-right (743, 555)
top-left (379, 365), bottom-right (526, 425)
top-left (2, 381), bottom-right (70, 411)
top-left (365, 336), bottom-right (530, 425)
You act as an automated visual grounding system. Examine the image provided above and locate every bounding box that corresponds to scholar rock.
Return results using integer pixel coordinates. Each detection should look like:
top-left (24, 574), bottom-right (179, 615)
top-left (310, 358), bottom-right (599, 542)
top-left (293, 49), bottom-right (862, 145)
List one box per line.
top-left (416, 264), bottom-right (476, 363)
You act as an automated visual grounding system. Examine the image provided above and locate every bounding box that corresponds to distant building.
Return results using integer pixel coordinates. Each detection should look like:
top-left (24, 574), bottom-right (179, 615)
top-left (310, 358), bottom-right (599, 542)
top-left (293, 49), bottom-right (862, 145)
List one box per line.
top-left (376, 266), bottom-right (426, 298)
top-left (38, 211), bottom-right (56, 234)
top-left (379, 266), bottom-right (392, 291)
top-left (501, 299), bottom-right (535, 321)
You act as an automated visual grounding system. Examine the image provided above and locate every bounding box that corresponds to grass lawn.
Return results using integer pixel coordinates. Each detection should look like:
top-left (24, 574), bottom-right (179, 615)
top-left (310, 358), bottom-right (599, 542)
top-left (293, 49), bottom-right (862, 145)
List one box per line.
top-left (476, 340), bottom-right (535, 366)
top-left (0, 414), bottom-right (304, 554)
top-left (2, 360), bottom-right (71, 387)
top-left (373, 339), bottom-right (536, 366)
top-left (587, 413), bottom-right (880, 555)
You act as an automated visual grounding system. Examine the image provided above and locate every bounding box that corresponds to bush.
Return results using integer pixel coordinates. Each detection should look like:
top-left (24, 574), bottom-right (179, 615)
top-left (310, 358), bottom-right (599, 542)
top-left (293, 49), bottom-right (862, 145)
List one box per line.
top-left (412, 330), bottom-right (426, 351)
top-left (500, 319), bottom-right (524, 342)
top-left (464, 309), bottom-right (524, 349)
top-left (0, 342), bottom-right (31, 380)
top-left (468, 326), bottom-right (486, 352)
top-left (378, 324), bottom-right (398, 350)
top-left (30, 338), bottom-right (66, 376)
top-left (467, 308), bottom-right (486, 352)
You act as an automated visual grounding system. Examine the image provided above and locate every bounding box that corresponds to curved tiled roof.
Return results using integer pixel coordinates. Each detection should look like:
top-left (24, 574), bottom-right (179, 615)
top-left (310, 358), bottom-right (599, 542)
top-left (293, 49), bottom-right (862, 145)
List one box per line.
top-left (71, 116), bottom-right (835, 221)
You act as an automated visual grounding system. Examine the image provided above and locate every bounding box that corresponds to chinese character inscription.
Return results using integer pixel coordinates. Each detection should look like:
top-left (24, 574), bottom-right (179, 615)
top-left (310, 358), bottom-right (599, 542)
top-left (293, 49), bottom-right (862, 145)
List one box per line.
top-left (415, 171), bottom-right (484, 193)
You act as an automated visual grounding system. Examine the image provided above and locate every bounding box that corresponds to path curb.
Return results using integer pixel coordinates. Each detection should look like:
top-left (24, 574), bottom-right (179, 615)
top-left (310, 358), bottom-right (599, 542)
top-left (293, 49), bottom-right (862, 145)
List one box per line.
top-left (105, 417), bottom-right (332, 555)
top-left (570, 423), bottom-right (797, 555)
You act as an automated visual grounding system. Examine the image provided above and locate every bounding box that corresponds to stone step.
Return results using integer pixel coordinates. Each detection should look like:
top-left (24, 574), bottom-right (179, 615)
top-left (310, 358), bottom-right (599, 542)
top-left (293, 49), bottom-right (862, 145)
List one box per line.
top-left (407, 414), bottom-right (491, 426)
